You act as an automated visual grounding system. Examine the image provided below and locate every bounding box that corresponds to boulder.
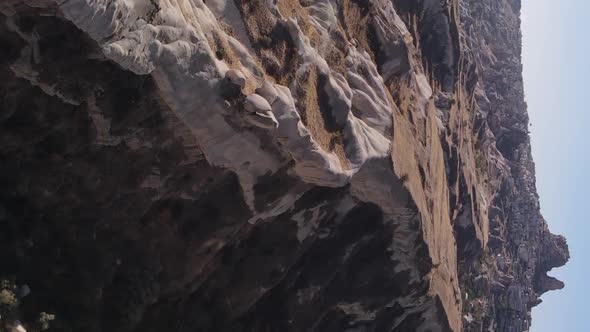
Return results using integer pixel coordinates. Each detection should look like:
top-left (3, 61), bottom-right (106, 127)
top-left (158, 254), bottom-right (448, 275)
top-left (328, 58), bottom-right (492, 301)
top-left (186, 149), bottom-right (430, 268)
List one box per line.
top-left (244, 94), bottom-right (273, 113)
top-left (244, 111), bottom-right (279, 130)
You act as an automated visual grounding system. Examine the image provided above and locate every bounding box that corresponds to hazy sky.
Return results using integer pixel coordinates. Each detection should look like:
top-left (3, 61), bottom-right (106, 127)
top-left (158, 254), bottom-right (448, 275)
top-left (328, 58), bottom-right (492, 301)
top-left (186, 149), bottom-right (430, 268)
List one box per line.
top-left (522, 0), bottom-right (590, 331)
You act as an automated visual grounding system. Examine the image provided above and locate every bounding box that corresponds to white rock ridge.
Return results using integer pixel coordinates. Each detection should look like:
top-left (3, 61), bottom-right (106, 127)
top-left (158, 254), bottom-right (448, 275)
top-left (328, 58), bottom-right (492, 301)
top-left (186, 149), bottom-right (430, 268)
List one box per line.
top-left (52, 0), bottom-right (422, 194)
top-left (51, 1), bottom-right (461, 329)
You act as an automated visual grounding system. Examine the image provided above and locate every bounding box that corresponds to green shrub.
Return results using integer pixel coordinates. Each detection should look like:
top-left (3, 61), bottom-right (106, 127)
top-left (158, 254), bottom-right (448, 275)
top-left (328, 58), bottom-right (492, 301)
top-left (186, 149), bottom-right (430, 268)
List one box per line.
top-left (39, 312), bottom-right (56, 331)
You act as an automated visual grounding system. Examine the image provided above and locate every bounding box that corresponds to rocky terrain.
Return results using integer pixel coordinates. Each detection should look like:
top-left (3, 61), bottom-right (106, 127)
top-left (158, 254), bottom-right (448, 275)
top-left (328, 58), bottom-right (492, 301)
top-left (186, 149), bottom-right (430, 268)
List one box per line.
top-left (0, 0), bottom-right (568, 331)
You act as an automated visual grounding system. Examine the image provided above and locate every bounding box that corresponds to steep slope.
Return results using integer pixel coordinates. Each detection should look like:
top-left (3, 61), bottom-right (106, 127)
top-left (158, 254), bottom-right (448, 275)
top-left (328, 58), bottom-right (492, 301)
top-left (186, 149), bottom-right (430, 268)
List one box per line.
top-left (0, 0), bottom-right (567, 331)
top-left (458, 1), bottom-right (569, 331)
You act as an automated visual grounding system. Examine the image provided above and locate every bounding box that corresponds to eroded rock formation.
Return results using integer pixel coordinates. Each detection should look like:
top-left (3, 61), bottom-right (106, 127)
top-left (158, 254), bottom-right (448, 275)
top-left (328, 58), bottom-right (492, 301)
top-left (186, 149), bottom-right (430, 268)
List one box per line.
top-left (0, 0), bottom-right (568, 331)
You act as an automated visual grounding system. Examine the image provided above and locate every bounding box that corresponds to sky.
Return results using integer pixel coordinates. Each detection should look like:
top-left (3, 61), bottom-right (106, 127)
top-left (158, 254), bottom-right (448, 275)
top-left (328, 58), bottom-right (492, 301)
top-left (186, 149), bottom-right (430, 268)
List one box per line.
top-left (522, 0), bottom-right (590, 331)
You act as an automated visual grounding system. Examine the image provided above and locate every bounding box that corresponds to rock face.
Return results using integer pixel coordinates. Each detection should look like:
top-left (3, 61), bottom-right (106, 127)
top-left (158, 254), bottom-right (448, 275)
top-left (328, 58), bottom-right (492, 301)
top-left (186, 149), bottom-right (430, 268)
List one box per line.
top-left (0, 0), bottom-right (568, 331)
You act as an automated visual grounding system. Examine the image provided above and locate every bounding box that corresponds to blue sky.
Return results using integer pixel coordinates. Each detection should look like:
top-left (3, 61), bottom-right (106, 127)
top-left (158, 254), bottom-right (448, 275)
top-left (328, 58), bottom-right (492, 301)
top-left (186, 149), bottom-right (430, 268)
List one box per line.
top-left (523, 0), bottom-right (590, 331)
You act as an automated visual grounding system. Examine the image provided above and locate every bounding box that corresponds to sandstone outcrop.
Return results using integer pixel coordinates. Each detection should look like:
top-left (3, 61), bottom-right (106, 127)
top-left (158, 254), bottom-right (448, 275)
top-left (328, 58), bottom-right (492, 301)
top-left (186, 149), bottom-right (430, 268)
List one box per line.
top-left (0, 0), bottom-right (568, 331)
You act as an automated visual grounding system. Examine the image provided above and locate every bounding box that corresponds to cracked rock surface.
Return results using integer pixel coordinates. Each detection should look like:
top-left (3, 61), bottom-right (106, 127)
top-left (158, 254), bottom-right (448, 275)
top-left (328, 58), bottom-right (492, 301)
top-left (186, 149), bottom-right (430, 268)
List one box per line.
top-left (0, 0), bottom-right (568, 331)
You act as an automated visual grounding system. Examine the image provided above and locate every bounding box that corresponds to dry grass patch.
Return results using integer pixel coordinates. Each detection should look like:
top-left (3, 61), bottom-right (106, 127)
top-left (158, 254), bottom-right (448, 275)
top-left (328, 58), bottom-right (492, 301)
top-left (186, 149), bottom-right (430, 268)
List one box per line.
top-left (296, 67), bottom-right (350, 169)
top-left (207, 31), bottom-right (239, 66)
top-left (340, 0), bottom-right (375, 58)
top-left (277, 0), bottom-right (321, 46)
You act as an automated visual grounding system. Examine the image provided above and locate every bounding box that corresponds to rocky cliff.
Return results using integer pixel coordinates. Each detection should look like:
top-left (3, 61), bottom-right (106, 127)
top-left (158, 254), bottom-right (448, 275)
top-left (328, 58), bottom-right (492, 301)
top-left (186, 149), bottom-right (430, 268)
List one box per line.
top-left (0, 0), bottom-right (568, 331)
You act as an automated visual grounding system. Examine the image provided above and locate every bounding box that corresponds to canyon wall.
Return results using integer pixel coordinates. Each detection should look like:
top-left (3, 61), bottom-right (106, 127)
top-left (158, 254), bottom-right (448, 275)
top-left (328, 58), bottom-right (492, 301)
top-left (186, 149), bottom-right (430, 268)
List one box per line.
top-left (0, 0), bottom-right (568, 331)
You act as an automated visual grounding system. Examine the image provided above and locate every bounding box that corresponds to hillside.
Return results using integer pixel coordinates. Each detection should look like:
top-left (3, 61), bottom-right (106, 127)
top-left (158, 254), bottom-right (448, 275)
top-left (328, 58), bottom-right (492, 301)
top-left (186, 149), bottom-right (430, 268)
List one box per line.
top-left (0, 0), bottom-right (568, 331)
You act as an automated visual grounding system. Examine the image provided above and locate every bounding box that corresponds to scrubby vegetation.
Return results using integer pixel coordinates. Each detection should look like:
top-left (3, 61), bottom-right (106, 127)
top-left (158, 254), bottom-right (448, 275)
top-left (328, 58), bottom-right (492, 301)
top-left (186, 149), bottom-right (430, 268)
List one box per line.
top-left (0, 279), bottom-right (55, 332)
